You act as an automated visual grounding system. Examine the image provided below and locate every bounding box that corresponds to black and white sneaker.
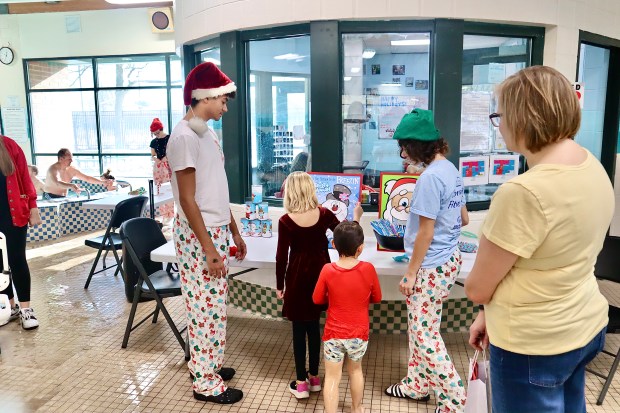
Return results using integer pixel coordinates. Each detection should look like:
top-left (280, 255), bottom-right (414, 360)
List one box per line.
top-left (20, 308), bottom-right (39, 330)
top-left (384, 383), bottom-right (430, 401)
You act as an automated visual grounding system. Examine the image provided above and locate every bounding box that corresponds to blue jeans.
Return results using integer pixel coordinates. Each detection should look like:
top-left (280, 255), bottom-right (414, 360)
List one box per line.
top-left (490, 327), bottom-right (606, 413)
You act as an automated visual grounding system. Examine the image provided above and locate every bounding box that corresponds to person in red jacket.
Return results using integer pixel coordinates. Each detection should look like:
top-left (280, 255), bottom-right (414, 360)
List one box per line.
top-left (313, 221), bottom-right (382, 413)
top-left (0, 135), bottom-right (42, 330)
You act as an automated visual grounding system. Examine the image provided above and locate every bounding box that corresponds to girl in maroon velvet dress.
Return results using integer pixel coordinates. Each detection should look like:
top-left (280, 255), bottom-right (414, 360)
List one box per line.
top-left (276, 171), bottom-right (362, 400)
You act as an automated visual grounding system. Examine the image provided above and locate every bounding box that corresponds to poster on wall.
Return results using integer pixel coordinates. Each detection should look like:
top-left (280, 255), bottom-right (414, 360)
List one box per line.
top-left (460, 91), bottom-right (492, 152)
top-left (378, 172), bottom-right (419, 251)
top-left (378, 106), bottom-right (408, 139)
top-left (309, 172), bottom-right (362, 222)
top-left (0, 107), bottom-right (28, 144)
top-left (488, 154), bottom-right (520, 184)
top-left (415, 80), bottom-right (429, 90)
top-left (392, 65), bottom-right (406, 75)
top-left (459, 156), bottom-right (489, 186)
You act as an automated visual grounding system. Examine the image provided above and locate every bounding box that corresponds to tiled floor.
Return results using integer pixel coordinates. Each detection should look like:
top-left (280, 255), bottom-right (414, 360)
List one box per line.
top-left (1, 229), bottom-right (620, 412)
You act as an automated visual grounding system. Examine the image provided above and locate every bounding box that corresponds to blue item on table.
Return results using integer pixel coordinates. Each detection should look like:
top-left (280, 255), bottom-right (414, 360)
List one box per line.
top-left (392, 254), bottom-right (410, 263)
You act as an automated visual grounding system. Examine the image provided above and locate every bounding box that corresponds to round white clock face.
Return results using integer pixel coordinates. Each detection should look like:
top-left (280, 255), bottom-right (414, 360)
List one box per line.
top-left (0, 47), bottom-right (14, 65)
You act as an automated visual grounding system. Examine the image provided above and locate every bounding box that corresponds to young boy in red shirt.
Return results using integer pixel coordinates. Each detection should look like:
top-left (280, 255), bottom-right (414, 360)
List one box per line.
top-left (312, 221), bottom-right (382, 413)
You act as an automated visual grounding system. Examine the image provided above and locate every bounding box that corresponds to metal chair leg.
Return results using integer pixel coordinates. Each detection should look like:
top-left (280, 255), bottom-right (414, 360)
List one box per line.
top-left (597, 347), bottom-right (620, 405)
top-left (152, 305), bottom-right (160, 324)
top-left (84, 244), bottom-right (106, 289)
top-left (185, 329), bottom-right (190, 361)
top-left (122, 283), bottom-right (142, 348)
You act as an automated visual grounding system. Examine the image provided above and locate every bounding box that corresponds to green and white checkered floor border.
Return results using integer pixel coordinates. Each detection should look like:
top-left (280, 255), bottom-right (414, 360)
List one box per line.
top-left (228, 278), bottom-right (478, 334)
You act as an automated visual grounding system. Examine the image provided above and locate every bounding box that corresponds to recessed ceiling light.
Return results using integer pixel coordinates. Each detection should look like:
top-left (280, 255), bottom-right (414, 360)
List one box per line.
top-left (350, 67), bottom-right (360, 73)
top-left (344, 76), bottom-right (352, 81)
top-left (362, 49), bottom-right (376, 59)
top-left (274, 53), bottom-right (305, 60)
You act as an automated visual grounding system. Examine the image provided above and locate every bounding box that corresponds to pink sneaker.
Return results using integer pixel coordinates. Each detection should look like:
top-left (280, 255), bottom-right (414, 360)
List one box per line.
top-left (308, 375), bottom-right (321, 392)
top-left (289, 380), bottom-right (310, 399)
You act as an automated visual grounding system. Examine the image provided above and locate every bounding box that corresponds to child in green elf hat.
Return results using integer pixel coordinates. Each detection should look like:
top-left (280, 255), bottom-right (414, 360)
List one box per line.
top-left (384, 109), bottom-right (468, 413)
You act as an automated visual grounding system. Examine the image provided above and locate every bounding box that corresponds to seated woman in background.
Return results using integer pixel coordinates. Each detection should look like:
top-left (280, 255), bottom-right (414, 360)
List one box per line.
top-left (27, 165), bottom-right (45, 195)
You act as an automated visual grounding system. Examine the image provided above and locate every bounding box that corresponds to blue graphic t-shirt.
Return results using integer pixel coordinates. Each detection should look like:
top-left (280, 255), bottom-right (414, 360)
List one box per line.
top-left (404, 159), bottom-right (465, 268)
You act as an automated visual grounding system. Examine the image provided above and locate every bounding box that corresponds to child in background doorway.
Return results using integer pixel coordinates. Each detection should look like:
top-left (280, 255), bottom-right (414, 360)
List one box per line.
top-left (275, 171), bottom-right (362, 399)
top-left (312, 221), bottom-right (382, 413)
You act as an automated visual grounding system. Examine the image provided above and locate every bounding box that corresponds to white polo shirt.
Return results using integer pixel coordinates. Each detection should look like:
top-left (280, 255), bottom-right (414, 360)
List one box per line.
top-left (166, 120), bottom-right (231, 227)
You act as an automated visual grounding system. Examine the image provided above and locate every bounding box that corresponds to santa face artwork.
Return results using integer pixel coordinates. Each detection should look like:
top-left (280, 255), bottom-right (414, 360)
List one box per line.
top-left (322, 184), bottom-right (351, 222)
top-left (382, 178), bottom-right (417, 229)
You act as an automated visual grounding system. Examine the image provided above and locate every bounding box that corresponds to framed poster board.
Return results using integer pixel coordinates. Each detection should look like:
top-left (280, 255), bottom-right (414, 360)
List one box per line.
top-left (459, 156), bottom-right (489, 186)
top-left (378, 172), bottom-right (419, 251)
top-left (309, 172), bottom-right (362, 222)
top-left (488, 154), bottom-right (520, 184)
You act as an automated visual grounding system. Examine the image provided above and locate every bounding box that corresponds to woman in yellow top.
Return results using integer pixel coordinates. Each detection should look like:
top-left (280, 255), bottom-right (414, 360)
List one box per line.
top-left (465, 66), bottom-right (614, 413)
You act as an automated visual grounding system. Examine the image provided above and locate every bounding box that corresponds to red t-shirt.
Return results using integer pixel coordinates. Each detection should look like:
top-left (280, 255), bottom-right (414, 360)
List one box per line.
top-left (312, 261), bottom-right (382, 341)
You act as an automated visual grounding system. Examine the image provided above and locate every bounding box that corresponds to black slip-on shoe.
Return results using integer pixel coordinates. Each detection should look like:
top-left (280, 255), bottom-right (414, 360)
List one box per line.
top-left (193, 387), bottom-right (243, 404)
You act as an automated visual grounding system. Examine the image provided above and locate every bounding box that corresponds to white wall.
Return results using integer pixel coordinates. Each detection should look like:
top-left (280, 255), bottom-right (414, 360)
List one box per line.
top-left (175, 0), bottom-right (620, 80)
top-left (0, 8), bottom-right (175, 159)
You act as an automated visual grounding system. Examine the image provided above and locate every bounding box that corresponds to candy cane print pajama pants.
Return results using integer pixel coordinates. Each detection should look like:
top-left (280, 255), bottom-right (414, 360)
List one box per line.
top-left (401, 250), bottom-right (467, 413)
top-left (174, 214), bottom-right (230, 396)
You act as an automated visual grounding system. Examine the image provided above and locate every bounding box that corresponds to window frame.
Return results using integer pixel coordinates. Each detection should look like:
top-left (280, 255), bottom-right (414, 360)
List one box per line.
top-left (188, 21), bottom-right (546, 209)
top-left (459, 22), bottom-right (544, 211)
top-left (23, 52), bottom-right (181, 177)
top-left (577, 31), bottom-right (620, 183)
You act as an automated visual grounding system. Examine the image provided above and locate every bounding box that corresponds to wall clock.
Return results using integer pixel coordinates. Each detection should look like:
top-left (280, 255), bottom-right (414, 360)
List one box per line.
top-left (0, 47), bottom-right (14, 65)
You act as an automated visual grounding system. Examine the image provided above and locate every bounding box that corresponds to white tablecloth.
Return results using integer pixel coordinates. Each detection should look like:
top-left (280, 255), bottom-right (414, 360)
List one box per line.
top-left (151, 234), bottom-right (475, 279)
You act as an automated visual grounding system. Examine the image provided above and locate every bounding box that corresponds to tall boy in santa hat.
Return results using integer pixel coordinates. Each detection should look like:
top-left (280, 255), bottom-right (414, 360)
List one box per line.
top-left (166, 62), bottom-right (247, 404)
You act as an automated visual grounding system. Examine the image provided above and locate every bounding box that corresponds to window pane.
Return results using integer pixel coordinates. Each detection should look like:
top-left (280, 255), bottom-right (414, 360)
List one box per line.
top-left (30, 91), bottom-right (98, 153)
top-left (342, 33), bottom-right (430, 188)
top-left (248, 36), bottom-right (311, 198)
top-left (200, 48), bottom-right (221, 65)
top-left (98, 89), bottom-right (168, 153)
top-left (171, 88), bottom-right (185, 127)
top-left (102, 155), bottom-right (152, 180)
top-left (170, 55), bottom-right (183, 86)
top-left (27, 59), bottom-right (94, 89)
top-left (575, 43), bottom-right (609, 160)
top-left (96, 56), bottom-right (167, 87)
top-left (35, 155), bottom-right (100, 177)
top-left (460, 35), bottom-right (530, 203)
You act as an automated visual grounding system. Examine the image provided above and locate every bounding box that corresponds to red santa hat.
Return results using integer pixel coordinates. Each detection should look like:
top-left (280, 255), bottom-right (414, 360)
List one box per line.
top-left (183, 62), bottom-right (237, 106)
top-left (385, 178), bottom-right (417, 199)
top-left (150, 118), bottom-right (164, 132)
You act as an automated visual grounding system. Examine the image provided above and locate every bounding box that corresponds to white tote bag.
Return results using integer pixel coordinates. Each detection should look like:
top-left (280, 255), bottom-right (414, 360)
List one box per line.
top-left (464, 349), bottom-right (492, 413)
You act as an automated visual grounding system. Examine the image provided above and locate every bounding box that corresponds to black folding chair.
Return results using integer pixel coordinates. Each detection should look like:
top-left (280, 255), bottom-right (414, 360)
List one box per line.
top-left (84, 196), bottom-right (148, 289)
top-left (587, 236), bottom-right (620, 405)
top-left (120, 217), bottom-right (189, 360)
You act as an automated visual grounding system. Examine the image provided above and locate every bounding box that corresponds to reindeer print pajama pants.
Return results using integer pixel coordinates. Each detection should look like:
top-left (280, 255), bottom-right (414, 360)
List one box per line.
top-left (401, 250), bottom-right (467, 413)
top-left (174, 214), bottom-right (230, 396)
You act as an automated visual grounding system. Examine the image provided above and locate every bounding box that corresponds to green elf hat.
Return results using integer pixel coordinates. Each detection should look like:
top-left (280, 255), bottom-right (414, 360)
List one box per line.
top-left (392, 109), bottom-right (440, 141)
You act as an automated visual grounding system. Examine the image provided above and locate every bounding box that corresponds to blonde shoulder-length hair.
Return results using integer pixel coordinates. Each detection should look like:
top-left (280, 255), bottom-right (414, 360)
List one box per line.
top-left (283, 171), bottom-right (319, 214)
top-left (496, 65), bottom-right (581, 153)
